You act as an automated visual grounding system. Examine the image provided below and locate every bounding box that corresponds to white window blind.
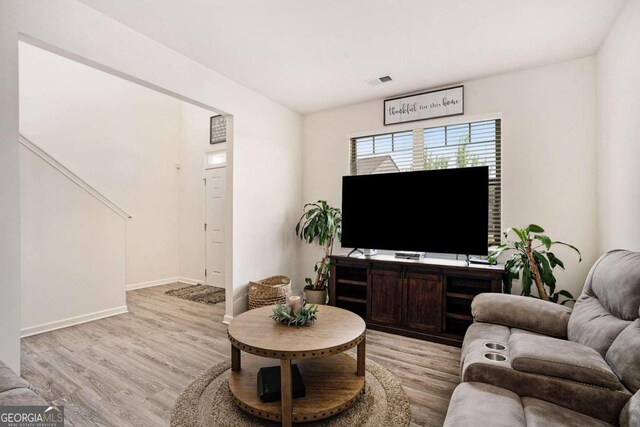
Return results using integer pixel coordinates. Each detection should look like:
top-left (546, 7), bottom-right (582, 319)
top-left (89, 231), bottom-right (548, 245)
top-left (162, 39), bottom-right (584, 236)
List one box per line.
top-left (350, 119), bottom-right (501, 246)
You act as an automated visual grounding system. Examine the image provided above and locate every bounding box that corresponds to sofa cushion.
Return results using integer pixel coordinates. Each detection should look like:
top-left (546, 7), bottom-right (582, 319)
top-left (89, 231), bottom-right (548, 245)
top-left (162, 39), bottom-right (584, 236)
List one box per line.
top-left (568, 250), bottom-right (640, 356)
top-left (620, 390), bottom-right (640, 427)
top-left (444, 382), bottom-right (616, 427)
top-left (585, 250), bottom-right (640, 320)
top-left (606, 319), bottom-right (640, 393)
top-left (509, 328), bottom-right (541, 336)
top-left (521, 396), bottom-right (613, 427)
top-left (0, 361), bottom-right (32, 394)
top-left (568, 296), bottom-right (631, 357)
top-left (472, 293), bottom-right (572, 338)
top-left (443, 382), bottom-right (525, 427)
top-left (509, 333), bottom-right (622, 390)
top-left (0, 387), bottom-right (47, 406)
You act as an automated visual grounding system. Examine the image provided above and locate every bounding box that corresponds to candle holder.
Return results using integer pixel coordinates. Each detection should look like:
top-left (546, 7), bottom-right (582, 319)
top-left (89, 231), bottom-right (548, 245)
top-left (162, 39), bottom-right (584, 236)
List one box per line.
top-left (287, 293), bottom-right (303, 315)
top-left (270, 296), bottom-right (319, 327)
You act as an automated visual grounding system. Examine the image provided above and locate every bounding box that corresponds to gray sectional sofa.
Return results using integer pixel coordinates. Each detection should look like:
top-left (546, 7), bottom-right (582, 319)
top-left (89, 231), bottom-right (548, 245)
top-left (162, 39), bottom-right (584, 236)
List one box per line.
top-left (444, 250), bottom-right (640, 426)
top-left (0, 360), bottom-right (46, 406)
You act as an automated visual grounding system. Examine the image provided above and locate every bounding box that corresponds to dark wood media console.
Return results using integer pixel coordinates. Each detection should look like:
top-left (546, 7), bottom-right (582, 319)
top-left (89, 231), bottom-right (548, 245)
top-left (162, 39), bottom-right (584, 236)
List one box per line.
top-left (329, 254), bottom-right (505, 346)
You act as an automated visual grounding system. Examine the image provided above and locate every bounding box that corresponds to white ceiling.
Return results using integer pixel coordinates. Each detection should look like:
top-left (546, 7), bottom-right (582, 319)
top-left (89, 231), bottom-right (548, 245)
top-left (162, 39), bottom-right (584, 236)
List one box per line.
top-left (79, 0), bottom-right (627, 114)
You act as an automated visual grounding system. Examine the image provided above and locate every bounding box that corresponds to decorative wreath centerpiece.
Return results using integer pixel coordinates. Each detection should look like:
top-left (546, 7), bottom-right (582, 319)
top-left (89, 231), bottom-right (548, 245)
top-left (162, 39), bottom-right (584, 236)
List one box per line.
top-left (270, 303), bottom-right (318, 326)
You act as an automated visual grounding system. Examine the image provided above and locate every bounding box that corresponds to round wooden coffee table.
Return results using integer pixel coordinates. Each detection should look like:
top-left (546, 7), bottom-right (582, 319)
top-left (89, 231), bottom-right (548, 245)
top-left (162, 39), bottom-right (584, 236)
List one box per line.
top-left (227, 305), bottom-right (366, 426)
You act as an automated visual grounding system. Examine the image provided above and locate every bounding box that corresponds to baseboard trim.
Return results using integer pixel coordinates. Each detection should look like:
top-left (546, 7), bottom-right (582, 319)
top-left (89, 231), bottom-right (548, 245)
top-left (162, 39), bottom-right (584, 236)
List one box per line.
top-left (126, 277), bottom-right (204, 291)
top-left (224, 291), bottom-right (248, 325)
top-left (21, 305), bottom-right (128, 338)
top-left (176, 277), bottom-right (202, 286)
top-left (126, 277), bottom-right (179, 291)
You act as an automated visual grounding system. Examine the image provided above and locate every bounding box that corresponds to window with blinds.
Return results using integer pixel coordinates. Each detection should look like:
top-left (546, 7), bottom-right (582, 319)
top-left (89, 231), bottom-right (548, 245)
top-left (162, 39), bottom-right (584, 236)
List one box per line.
top-left (350, 119), bottom-right (501, 247)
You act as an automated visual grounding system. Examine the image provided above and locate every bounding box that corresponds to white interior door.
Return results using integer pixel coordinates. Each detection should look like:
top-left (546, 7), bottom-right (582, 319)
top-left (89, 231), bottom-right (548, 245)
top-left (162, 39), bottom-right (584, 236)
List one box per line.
top-left (205, 166), bottom-right (226, 288)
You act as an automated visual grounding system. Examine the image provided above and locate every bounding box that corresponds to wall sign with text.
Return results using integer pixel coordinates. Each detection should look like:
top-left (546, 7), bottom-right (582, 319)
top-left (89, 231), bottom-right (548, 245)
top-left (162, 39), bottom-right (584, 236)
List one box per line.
top-left (210, 115), bottom-right (227, 144)
top-left (384, 85), bottom-right (464, 125)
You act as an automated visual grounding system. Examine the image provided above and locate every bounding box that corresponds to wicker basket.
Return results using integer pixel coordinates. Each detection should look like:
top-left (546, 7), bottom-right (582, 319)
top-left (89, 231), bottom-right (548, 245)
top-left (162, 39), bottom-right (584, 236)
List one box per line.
top-left (248, 275), bottom-right (292, 309)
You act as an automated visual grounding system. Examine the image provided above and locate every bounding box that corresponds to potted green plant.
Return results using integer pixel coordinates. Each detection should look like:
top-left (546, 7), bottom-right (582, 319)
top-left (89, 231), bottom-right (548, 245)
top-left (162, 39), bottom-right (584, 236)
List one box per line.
top-left (488, 224), bottom-right (581, 304)
top-left (295, 200), bottom-right (342, 305)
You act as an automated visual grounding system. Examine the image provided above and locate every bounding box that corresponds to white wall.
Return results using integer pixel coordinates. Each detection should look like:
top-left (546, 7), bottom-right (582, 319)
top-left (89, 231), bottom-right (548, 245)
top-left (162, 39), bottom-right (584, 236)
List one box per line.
top-left (13, 0), bottom-right (302, 328)
top-left (20, 145), bottom-right (127, 336)
top-left (19, 42), bottom-right (183, 287)
top-left (20, 42), bottom-right (220, 291)
top-left (178, 103), bottom-right (218, 283)
top-left (596, 0), bottom-right (640, 253)
top-left (0, 0), bottom-right (21, 373)
top-left (19, 42), bottom-right (235, 335)
top-left (302, 57), bottom-right (597, 298)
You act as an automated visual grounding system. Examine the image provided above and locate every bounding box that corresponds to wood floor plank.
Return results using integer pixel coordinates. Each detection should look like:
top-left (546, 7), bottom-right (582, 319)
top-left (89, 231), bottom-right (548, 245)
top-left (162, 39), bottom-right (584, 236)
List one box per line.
top-left (21, 283), bottom-right (460, 426)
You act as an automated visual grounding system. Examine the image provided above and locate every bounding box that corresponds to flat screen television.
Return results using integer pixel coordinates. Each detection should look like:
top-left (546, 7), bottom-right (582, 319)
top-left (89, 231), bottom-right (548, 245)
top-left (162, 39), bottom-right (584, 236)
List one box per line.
top-left (341, 167), bottom-right (489, 255)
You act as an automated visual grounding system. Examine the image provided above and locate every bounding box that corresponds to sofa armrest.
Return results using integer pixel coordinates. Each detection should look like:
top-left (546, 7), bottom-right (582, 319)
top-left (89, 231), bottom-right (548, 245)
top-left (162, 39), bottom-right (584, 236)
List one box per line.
top-left (0, 361), bottom-right (32, 394)
top-left (471, 293), bottom-right (572, 338)
top-left (509, 333), bottom-right (623, 390)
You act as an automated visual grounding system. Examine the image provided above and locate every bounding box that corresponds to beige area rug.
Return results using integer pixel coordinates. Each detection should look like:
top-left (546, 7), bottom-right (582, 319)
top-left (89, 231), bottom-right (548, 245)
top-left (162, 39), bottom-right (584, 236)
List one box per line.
top-left (165, 284), bottom-right (225, 305)
top-left (170, 356), bottom-right (411, 427)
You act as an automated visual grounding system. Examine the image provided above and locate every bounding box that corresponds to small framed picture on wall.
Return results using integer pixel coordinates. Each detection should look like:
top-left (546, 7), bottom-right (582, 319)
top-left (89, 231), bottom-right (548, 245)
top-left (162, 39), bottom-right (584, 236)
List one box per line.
top-left (210, 115), bottom-right (226, 144)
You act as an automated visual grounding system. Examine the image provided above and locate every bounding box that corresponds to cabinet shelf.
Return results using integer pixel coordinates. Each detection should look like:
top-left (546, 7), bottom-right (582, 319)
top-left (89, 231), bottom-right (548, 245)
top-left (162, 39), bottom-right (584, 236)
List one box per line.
top-left (446, 312), bottom-right (473, 321)
top-left (336, 279), bottom-right (368, 287)
top-left (446, 292), bottom-right (475, 300)
top-left (336, 296), bottom-right (367, 304)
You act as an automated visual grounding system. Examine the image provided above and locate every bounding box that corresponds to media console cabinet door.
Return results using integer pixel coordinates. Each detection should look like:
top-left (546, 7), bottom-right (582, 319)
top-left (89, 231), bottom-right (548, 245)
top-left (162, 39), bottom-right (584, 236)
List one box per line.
top-left (369, 268), bottom-right (403, 326)
top-left (404, 272), bottom-right (443, 332)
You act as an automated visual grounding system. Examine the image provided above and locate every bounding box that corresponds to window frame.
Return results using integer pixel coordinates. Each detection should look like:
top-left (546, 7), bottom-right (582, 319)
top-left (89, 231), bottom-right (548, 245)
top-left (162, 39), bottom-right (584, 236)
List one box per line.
top-left (350, 118), bottom-right (502, 248)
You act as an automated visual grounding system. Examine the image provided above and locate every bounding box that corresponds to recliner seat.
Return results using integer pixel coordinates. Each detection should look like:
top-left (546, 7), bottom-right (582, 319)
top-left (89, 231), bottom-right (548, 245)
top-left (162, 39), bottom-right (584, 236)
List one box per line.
top-left (459, 250), bottom-right (640, 424)
top-left (444, 381), bottom-right (640, 427)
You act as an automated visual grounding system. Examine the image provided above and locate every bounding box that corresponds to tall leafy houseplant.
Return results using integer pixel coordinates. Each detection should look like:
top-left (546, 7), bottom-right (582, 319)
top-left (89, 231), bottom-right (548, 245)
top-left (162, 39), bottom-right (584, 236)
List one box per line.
top-left (295, 201), bottom-right (342, 291)
top-left (488, 224), bottom-right (581, 304)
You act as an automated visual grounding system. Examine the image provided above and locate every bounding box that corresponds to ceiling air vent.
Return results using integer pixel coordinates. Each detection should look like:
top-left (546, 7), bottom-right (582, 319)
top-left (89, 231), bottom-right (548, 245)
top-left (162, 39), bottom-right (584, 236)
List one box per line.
top-left (366, 75), bottom-right (393, 86)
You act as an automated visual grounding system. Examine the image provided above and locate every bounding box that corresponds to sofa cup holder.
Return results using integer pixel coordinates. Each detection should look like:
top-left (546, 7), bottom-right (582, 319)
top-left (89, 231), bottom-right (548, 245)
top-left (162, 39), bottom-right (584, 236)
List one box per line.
top-left (484, 342), bottom-right (507, 351)
top-left (483, 352), bottom-right (507, 362)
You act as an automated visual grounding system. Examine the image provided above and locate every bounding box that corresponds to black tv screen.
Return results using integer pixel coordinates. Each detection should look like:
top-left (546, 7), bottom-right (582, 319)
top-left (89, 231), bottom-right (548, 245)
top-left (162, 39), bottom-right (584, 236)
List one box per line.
top-left (341, 167), bottom-right (489, 255)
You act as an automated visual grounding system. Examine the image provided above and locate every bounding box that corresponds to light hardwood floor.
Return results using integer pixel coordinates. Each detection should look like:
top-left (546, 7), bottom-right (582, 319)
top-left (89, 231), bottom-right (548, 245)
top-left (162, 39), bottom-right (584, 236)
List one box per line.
top-left (21, 283), bottom-right (461, 426)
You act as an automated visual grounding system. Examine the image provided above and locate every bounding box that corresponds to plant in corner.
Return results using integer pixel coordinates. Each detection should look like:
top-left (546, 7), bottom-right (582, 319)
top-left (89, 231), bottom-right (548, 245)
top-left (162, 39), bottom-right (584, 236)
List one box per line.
top-left (488, 224), bottom-right (581, 305)
top-left (295, 200), bottom-right (342, 305)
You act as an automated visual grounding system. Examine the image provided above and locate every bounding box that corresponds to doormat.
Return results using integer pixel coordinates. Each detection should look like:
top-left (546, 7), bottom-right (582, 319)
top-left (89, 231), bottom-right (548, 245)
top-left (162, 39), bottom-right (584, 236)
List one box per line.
top-left (165, 284), bottom-right (225, 305)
